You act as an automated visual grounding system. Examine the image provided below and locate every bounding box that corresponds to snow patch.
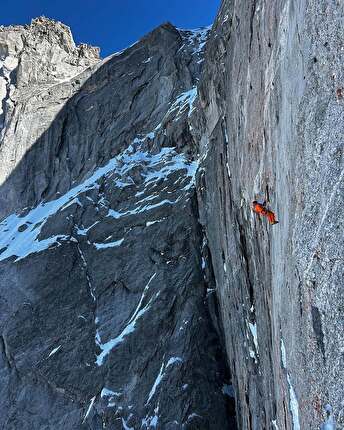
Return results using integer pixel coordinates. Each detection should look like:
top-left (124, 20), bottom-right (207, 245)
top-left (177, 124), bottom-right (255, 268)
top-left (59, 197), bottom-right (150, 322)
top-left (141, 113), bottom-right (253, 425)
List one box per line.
top-left (272, 420), bottom-right (279, 429)
top-left (142, 407), bottom-right (159, 429)
top-left (101, 388), bottom-right (121, 398)
top-left (122, 418), bottom-right (134, 430)
top-left (94, 238), bottom-right (124, 249)
top-left (249, 322), bottom-right (259, 353)
top-left (166, 357), bottom-right (183, 367)
top-left (280, 338), bottom-right (301, 430)
top-left (83, 396), bottom-right (96, 423)
top-left (287, 374), bottom-right (300, 430)
top-left (146, 356), bottom-right (183, 405)
top-left (187, 413), bottom-right (202, 422)
top-left (226, 162), bottom-right (231, 179)
top-left (167, 87), bottom-right (198, 120)
top-left (76, 221), bottom-right (99, 236)
top-left (281, 339), bottom-right (287, 368)
top-left (201, 257), bottom-right (206, 269)
top-left (178, 26), bottom-right (211, 56)
top-left (96, 273), bottom-right (157, 366)
top-left (0, 138), bottom-right (197, 262)
top-left (146, 362), bottom-right (165, 405)
top-left (146, 219), bottom-right (165, 227)
top-left (47, 345), bottom-right (61, 357)
top-left (107, 199), bottom-right (178, 220)
top-left (249, 348), bottom-right (257, 362)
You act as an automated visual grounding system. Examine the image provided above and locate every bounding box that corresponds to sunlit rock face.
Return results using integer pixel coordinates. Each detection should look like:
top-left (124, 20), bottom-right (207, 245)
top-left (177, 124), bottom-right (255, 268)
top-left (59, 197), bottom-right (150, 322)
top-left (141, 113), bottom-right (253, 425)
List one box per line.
top-left (0, 17), bottom-right (236, 430)
top-left (195, 0), bottom-right (344, 429)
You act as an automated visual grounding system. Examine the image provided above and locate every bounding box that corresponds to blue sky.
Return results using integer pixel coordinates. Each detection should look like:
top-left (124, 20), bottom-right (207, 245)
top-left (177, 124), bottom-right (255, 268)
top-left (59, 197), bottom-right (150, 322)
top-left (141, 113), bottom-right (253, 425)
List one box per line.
top-left (1, 0), bottom-right (220, 57)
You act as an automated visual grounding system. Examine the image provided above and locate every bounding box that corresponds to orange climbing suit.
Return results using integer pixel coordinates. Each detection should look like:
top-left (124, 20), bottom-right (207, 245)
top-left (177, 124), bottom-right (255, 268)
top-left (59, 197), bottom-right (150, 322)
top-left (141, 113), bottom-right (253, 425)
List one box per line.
top-left (252, 201), bottom-right (279, 225)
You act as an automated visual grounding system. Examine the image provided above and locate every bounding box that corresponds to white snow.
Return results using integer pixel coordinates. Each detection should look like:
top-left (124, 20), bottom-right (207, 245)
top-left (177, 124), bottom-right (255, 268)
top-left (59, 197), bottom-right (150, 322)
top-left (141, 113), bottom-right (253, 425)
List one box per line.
top-left (226, 162), bottom-right (231, 179)
top-left (281, 339), bottom-right (287, 368)
top-left (146, 219), bottom-right (165, 227)
top-left (142, 408), bottom-right (159, 429)
top-left (249, 348), bottom-right (258, 362)
top-left (96, 273), bottom-right (156, 366)
top-left (178, 26), bottom-right (211, 56)
top-left (0, 147), bottom-right (125, 262)
top-left (146, 362), bottom-right (165, 405)
top-left (107, 199), bottom-right (178, 220)
top-left (121, 418), bottom-right (134, 430)
top-left (47, 345), bottom-right (61, 357)
top-left (96, 296), bottom-right (152, 365)
top-left (249, 322), bottom-right (259, 353)
top-left (146, 356), bottom-right (183, 405)
top-left (149, 415), bottom-right (158, 427)
top-left (166, 357), bottom-right (183, 367)
top-left (0, 136), bottom-right (197, 262)
top-left (287, 374), bottom-right (301, 430)
top-left (100, 388), bottom-right (121, 398)
top-left (187, 413), bottom-right (202, 421)
top-left (94, 238), bottom-right (124, 249)
top-left (247, 321), bottom-right (259, 363)
top-left (167, 87), bottom-right (198, 120)
top-left (76, 221), bottom-right (99, 236)
top-left (82, 396), bottom-right (96, 423)
top-left (280, 338), bottom-right (301, 430)
top-left (272, 420), bottom-right (279, 429)
top-left (224, 126), bottom-right (229, 144)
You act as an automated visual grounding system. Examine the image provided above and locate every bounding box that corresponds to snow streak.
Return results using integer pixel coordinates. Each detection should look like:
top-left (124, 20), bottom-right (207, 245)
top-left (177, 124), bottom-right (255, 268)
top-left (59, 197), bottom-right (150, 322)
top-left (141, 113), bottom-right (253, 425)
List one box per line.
top-left (96, 273), bottom-right (157, 366)
top-left (0, 141), bottom-right (197, 262)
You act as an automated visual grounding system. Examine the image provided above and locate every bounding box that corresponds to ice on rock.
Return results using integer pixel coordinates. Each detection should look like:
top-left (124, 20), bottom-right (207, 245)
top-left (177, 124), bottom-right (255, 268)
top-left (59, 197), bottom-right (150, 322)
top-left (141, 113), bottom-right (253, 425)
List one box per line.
top-left (0, 137), bottom-right (197, 262)
top-left (96, 273), bottom-right (157, 366)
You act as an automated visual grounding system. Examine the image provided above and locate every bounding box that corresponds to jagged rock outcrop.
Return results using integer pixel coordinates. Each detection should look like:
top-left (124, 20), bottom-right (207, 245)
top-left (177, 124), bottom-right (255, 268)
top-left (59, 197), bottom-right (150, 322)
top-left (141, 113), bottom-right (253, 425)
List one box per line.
top-left (0, 18), bottom-right (235, 430)
top-left (195, 0), bottom-right (344, 429)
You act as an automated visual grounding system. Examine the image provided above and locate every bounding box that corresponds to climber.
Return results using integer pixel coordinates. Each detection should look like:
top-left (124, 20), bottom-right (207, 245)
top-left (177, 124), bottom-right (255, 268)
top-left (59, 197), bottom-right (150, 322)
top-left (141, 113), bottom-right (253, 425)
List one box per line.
top-left (252, 200), bottom-right (279, 225)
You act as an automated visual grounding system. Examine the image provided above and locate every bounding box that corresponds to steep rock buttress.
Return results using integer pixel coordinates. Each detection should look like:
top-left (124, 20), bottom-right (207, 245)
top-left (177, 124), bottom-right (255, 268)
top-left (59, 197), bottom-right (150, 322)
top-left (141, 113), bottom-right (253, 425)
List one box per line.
top-left (0, 18), bottom-right (236, 429)
top-left (195, 0), bottom-right (344, 429)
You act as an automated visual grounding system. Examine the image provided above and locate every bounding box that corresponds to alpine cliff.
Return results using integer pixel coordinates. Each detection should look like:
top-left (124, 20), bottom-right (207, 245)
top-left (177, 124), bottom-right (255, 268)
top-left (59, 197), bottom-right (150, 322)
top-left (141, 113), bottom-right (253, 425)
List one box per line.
top-left (0, 1), bottom-right (343, 429)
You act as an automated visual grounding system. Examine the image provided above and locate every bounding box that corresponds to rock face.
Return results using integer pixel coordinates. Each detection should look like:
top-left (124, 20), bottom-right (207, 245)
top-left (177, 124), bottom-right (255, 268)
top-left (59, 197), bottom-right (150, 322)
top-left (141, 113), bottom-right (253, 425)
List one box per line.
top-left (0, 18), bottom-right (235, 430)
top-left (1, 0), bottom-right (343, 429)
top-left (195, 0), bottom-right (344, 429)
